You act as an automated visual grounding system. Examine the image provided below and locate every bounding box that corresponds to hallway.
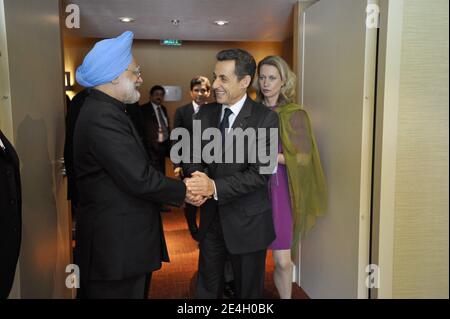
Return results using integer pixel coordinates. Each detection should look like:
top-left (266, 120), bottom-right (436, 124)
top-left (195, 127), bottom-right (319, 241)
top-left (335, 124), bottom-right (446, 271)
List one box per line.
top-left (148, 206), bottom-right (309, 299)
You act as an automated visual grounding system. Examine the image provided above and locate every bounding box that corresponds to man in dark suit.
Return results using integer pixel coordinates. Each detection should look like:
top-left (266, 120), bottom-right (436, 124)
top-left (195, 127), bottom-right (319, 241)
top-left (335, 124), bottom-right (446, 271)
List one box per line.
top-left (0, 130), bottom-right (21, 299)
top-left (140, 85), bottom-right (171, 175)
top-left (73, 31), bottom-right (202, 298)
top-left (172, 76), bottom-right (211, 239)
top-left (64, 89), bottom-right (90, 214)
top-left (184, 49), bottom-right (278, 299)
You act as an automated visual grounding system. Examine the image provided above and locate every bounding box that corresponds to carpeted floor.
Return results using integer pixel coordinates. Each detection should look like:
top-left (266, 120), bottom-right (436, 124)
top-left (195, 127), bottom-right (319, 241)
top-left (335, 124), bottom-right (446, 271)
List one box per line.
top-left (148, 207), bottom-right (308, 299)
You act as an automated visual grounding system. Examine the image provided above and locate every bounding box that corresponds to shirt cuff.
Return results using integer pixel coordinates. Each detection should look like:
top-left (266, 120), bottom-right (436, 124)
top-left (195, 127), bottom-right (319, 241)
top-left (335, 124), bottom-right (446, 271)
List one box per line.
top-left (212, 180), bottom-right (218, 200)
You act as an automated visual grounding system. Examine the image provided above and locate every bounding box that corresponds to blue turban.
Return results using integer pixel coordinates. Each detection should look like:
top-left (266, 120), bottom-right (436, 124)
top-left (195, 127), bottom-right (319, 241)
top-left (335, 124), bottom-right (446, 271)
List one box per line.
top-left (76, 31), bottom-right (134, 87)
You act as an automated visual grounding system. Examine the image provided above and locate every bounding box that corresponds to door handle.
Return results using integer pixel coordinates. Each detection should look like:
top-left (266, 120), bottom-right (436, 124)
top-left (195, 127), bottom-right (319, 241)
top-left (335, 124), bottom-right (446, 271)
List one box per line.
top-left (57, 157), bottom-right (67, 177)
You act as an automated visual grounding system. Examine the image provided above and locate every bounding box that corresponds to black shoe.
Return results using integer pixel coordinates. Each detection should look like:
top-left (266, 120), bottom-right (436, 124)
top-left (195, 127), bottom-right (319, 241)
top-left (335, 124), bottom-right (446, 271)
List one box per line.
top-left (223, 280), bottom-right (236, 299)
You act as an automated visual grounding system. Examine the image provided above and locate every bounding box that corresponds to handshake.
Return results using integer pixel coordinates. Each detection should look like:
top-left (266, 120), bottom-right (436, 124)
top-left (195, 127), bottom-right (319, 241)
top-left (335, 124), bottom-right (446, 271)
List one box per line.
top-left (179, 170), bottom-right (215, 207)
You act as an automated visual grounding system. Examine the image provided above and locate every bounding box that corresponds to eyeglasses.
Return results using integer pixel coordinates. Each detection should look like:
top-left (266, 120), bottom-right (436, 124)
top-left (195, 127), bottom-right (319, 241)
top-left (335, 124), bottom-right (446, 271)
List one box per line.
top-left (126, 67), bottom-right (141, 78)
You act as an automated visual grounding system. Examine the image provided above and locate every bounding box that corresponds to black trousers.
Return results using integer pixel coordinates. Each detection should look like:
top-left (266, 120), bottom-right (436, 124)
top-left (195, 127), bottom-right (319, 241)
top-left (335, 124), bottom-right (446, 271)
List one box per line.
top-left (184, 203), bottom-right (198, 227)
top-left (196, 214), bottom-right (267, 299)
top-left (83, 273), bottom-right (151, 299)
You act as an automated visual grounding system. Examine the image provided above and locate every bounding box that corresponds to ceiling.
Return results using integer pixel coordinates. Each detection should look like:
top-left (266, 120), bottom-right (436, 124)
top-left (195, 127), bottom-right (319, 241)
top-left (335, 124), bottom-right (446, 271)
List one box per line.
top-left (63, 0), bottom-right (298, 41)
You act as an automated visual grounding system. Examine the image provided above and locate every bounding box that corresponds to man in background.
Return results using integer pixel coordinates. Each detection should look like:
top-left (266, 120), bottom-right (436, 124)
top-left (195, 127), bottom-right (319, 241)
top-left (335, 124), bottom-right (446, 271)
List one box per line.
top-left (140, 85), bottom-right (171, 175)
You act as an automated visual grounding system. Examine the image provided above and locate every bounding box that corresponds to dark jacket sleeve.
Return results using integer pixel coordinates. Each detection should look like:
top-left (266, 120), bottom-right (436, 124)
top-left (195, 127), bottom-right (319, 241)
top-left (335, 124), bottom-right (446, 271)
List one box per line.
top-left (89, 109), bottom-right (186, 206)
top-left (181, 107), bottom-right (206, 177)
top-left (171, 107), bottom-right (183, 169)
top-left (214, 110), bottom-right (279, 204)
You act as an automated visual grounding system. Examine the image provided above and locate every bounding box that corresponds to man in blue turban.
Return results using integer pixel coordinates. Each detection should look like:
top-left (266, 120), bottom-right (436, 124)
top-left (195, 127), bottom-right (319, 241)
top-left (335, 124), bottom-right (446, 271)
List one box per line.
top-left (72, 31), bottom-right (204, 299)
top-left (76, 30), bottom-right (134, 88)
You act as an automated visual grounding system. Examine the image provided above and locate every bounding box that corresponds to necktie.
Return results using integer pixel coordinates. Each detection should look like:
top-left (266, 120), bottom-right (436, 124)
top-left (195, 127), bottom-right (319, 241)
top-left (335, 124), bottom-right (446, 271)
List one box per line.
top-left (219, 108), bottom-right (233, 146)
top-left (156, 106), bottom-right (169, 141)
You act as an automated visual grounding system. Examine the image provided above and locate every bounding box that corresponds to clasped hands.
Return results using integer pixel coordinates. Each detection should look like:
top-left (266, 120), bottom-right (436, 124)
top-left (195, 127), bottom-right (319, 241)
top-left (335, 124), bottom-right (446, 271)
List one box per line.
top-left (184, 171), bottom-right (215, 207)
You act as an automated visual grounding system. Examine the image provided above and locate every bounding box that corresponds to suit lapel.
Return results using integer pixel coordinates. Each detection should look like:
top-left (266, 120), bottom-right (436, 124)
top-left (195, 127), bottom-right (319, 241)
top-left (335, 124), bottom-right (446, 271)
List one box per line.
top-left (202, 104), bottom-right (222, 176)
top-left (0, 130), bottom-right (19, 169)
top-left (124, 113), bottom-right (149, 159)
top-left (231, 97), bottom-right (252, 130)
top-left (222, 97), bottom-right (253, 154)
top-left (187, 103), bottom-right (195, 120)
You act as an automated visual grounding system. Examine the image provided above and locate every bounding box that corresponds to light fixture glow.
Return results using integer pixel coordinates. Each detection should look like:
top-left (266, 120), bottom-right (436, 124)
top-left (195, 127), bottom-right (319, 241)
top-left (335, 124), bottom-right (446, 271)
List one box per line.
top-left (214, 20), bottom-right (229, 26)
top-left (119, 17), bottom-right (135, 23)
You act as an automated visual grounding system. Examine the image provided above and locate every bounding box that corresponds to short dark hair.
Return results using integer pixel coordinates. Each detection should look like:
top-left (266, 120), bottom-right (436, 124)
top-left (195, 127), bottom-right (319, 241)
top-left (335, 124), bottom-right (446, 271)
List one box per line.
top-left (150, 85), bottom-right (165, 96)
top-left (216, 49), bottom-right (256, 85)
top-left (190, 76), bottom-right (211, 91)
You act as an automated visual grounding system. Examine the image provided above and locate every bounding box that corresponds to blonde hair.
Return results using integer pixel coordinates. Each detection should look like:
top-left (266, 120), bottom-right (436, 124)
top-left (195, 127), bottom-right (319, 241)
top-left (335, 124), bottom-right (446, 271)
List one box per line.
top-left (254, 55), bottom-right (296, 106)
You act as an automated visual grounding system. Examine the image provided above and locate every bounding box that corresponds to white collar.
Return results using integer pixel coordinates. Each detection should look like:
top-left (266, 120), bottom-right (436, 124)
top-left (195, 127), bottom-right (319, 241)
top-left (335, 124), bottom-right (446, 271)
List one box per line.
top-left (0, 137), bottom-right (5, 150)
top-left (222, 93), bottom-right (247, 116)
top-left (192, 100), bottom-right (200, 109)
top-left (151, 102), bottom-right (161, 110)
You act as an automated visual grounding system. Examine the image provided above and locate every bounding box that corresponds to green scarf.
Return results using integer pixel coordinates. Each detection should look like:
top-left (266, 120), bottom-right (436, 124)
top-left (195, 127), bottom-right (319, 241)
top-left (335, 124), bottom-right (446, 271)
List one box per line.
top-left (275, 103), bottom-right (327, 252)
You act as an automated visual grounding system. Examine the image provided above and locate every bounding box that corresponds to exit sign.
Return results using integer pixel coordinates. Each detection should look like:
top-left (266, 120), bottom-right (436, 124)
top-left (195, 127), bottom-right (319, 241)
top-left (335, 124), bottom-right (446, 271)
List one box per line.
top-left (160, 39), bottom-right (182, 46)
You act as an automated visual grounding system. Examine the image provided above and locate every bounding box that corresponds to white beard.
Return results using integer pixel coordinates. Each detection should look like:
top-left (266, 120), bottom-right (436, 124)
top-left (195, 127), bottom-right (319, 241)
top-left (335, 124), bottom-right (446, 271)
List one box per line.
top-left (122, 78), bottom-right (141, 104)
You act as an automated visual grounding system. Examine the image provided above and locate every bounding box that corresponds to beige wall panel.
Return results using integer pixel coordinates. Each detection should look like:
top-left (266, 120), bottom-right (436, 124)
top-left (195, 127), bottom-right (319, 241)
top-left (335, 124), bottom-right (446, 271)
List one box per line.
top-left (392, 0), bottom-right (449, 298)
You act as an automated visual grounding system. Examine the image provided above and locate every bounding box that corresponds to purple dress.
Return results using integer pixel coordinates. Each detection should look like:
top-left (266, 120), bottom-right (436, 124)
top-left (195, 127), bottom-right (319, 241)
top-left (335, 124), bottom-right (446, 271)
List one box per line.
top-left (269, 141), bottom-right (293, 250)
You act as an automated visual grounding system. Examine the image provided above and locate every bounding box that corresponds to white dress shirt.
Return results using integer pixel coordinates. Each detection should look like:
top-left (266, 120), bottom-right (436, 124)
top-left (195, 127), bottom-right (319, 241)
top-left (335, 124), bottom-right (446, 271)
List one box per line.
top-left (151, 102), bottom-right (169, 128)
top-left (192, 101), bottom-right (200, 114)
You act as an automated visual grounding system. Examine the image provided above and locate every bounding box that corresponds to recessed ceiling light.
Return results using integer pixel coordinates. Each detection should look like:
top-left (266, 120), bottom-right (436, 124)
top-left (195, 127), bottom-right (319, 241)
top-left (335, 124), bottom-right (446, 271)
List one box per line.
top-left (119, 17), bottom-right (135, 23)
top-left (214, 20), bottom-right (229, 26)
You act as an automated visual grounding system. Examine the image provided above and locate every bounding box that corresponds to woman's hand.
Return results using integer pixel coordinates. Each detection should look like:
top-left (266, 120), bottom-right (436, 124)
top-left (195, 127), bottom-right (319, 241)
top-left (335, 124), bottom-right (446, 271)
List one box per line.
top-left (277, 153), bottom-right (285, 165)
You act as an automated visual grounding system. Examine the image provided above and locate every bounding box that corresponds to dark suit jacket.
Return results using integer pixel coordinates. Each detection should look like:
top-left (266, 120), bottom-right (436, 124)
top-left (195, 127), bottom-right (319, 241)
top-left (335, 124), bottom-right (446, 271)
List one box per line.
top-left (183, 97), bottom-right (278, 254)
top-left (0, 130), bottom-right (21, 298)
top-left (172, 102), bottom-right (197, 170)
top-left (139, 102), bottom-right (171, 159)
top-left (64, 89), bottom-right (90, 204)
top-left (73, 89), bottom-right (186, 283)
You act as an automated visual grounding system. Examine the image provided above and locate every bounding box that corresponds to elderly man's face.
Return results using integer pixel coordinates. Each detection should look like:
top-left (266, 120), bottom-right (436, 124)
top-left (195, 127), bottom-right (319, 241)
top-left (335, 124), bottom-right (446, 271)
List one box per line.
top-left (212, 60), bottom-right (249, 106)
top-left (119, 58), bottom-right (143, 104)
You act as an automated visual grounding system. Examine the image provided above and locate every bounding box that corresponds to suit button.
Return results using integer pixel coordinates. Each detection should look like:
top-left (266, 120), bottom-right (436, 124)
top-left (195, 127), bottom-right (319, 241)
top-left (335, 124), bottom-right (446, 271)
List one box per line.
top-left (10, 199), bottom-right (16, 205)
top-left (6, 170), bottom-right (12, 177)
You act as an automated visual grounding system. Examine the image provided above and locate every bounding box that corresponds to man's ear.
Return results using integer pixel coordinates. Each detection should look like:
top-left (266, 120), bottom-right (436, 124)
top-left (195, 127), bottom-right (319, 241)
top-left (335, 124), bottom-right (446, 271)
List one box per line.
top-left (239, 75), bottom-right (252, 89)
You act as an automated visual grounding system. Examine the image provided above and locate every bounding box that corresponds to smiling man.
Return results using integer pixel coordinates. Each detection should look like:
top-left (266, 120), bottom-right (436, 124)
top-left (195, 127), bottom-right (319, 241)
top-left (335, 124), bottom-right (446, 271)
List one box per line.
top-left (183, 49), bottom-right (279, 299)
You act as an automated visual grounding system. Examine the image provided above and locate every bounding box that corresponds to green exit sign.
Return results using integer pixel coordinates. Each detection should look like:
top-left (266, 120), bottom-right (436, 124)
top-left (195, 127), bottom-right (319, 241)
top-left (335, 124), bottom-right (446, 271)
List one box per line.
top-left (160, 39), bottom-right (182, 46)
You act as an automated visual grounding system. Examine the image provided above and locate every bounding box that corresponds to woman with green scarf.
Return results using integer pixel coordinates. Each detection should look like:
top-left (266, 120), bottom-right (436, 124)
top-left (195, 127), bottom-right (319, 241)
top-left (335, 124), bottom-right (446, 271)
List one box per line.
top-left (255, 56), bottom-right (327, 299)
